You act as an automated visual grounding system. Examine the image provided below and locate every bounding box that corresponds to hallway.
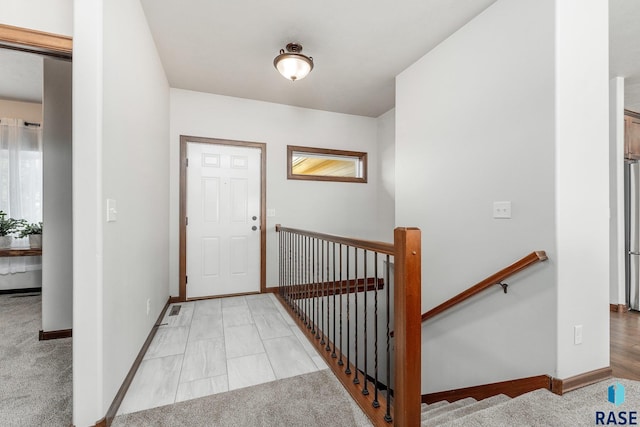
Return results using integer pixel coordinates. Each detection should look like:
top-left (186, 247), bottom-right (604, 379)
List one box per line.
top-left (118, 293), bottom-right (327, 415)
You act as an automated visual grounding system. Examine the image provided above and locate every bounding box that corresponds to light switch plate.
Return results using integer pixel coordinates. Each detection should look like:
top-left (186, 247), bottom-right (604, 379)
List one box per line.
top-left (107, 199), bottom-right (117, 222)
top-left (493, 201), bottom-right (511, 219)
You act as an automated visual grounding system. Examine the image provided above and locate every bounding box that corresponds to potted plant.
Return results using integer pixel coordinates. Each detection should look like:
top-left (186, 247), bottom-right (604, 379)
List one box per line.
top-left (0, 211), bottom-right (23, 249)
top-left (19, 221), bottom-right (42, 249)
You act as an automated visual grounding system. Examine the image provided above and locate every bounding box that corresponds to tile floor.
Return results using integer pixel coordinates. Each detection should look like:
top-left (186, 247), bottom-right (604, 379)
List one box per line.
top-left (117, 293), bottom-right (328, 415)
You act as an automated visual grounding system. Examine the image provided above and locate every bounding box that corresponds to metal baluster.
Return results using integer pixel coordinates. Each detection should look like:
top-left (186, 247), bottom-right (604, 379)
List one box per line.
top-left (325, 239), bottom-right (331, 352)
top-left (353, 248), bottom-right (359, 385)
top-left (320, 239), bottom-right (325, 346)
top-left (311, 237), bottom-right (316, 335)
top-left (331, 242), bottom-right (337, 358)
top-left (345, 246), bottom-right (351, 375)
top-left (338, 244), bottom-right (344, 366)
top-left (297, 234), bottom-right (302, 318)
top-left (286, 231), bottom-right (290, 301)
top-left (362, 250), bottom-right (369, 395)
top-left (385, 254), bottom-right (392, 423)
top-left (316, 239), bottom-right (322, 339)
top-left (373, 252), bottom-right (380, 408)
top-left (303, 236), bottom-right (311, 329)
top-left (288, 231), bottom-right (293, 306)
top-left (308, 236), bottom-right (313, 328)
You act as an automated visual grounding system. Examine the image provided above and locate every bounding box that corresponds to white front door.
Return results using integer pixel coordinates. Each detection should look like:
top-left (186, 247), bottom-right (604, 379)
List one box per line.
top-left (186, 142), bottom-right (261, 298)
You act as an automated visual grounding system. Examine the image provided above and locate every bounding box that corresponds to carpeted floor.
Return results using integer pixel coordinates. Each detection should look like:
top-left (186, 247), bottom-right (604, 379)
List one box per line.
top-left (112, 369), bottom-right (373, 427)
top-left (0, 293), bottom-right (72, 427)
top-left (429, 378), bottom-right (640, 426)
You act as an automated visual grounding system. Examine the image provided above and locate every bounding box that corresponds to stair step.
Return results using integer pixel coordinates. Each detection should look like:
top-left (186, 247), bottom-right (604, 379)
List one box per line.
top-left (420, 397), bottom-right (477, 420)
top-left (421, 394), bottom-right (511, 426)
top-left (433, 389), bottom-right (560, 427)
top-left (420, 400), bottom-right (449, 414)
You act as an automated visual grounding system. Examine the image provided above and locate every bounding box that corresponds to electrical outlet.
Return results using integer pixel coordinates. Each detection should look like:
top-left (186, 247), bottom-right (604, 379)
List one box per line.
top-left (146, 298), bottom-right (151, 316)
top-left (493, 201), bottom-right (512, 219)
top-left (574, 325), bottom-right (583, 345)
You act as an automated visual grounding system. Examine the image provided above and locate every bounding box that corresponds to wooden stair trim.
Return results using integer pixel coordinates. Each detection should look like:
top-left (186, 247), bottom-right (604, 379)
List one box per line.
top-left (422, 375), bottom-right (552, 404)
top-left (283, 277), bottom-right (384, 300)
top-left (421, 251), bottom-right (548, 322)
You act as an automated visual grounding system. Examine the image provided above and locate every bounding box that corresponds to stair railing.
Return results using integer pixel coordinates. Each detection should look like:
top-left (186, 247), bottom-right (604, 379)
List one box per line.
top-left (421, 251), bottom-right (548, 322)
top-left (276, 225), bottom-right (421, 426)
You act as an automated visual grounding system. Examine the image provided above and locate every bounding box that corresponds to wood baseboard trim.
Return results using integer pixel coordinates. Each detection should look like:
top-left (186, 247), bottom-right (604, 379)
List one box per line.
top-left (422, 375), bottom-right (551, 404)
top-left (610, 304), bottom-right (628, 313)
top-left (102, 297), bottom-right (172, 426)
top-left (264, 287), bottom-right (279, 293)
top-left (169, 296), bottom-right (181, 304)
top-left (551, 366), bottom-right (612, 396)
top-left (94, 417), bottom-right (107, 427)
top-left (0, 287), bottom-right (41, 295)
top-left (39, 328), bottom-right (72, 340)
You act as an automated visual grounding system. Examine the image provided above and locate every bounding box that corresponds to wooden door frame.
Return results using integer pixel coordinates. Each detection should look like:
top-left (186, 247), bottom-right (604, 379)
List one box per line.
top-left (0, 24), bottom-right (72, 59)
top-left (179, 135), bottom-right (267, 301)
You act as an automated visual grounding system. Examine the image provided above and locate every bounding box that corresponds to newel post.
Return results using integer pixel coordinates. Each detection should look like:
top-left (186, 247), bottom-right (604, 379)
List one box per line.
top-left (394, 227), bottom-right (421, 426)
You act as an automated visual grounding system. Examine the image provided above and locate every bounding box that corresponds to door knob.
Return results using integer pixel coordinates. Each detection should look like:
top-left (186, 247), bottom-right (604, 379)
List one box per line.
top-left (252, 226), bottom-right (258, 231)
top-left (252, 216), bottom-right (257, 221)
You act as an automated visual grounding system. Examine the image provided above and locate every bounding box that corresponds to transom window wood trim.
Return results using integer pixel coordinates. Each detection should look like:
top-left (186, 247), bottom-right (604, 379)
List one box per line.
top-left (287, 145), bottom-right (368, 183)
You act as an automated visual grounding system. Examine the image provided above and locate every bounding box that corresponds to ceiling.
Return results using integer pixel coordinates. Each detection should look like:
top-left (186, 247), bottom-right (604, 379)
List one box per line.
top-left (610, 0), bottom-right (640, 112)
top-left (139, 0), bottom-right (499, 117)
top-left (1, 1), bottom-right (640, 115)
top-left (0, 49), bottom-right (42, 104)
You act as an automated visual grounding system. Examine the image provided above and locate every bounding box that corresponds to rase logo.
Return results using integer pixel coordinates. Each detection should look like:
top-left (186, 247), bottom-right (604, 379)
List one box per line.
top-left (596, 382), bottom-right (637, 425)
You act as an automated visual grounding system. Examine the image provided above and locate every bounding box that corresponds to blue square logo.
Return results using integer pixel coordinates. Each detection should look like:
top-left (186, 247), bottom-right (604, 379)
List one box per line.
top-left (608, 382), bottom-right (625, 407)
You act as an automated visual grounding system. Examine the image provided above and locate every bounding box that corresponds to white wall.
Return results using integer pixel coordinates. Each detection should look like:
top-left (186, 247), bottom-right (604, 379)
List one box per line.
top-left (170, 89), bottom-right (379, 294)
top-left (72, 0), bottom-right (103, 424)
top-left (396, 0), bottom-right (610, 391)
top-left (0, 100), bottom-right (42, 123)
top-left (42, 57), bottom-right (72, 332)
top-left (0, 0), bottom-right (73, 36)
top-left (73, 0), bottom-right (170, 425)
top-left (396, 0), bottom-right (557, 393)
top-left (101, 0), bottom-right (170, 414)
top-left (554, 0), bottom-right (609, 379)
top-left (376, 108), bottom-right (395, 242)
top-left (610, 77), bottom-right (625, 306)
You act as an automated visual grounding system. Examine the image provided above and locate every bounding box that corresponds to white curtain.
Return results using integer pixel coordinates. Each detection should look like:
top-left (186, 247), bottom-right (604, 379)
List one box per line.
top-left (0, 118), bottom-right (43, 274)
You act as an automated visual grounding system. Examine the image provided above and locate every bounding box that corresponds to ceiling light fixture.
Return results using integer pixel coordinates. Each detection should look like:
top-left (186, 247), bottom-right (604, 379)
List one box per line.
top-left (273, 43), bottom-right (314, 82)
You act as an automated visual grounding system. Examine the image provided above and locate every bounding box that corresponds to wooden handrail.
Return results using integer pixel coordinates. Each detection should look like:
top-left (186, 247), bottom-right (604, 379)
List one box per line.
top-left (275, 224), bottom-right (395, 255)
top-left (421, 251), bottom-right (548, 322)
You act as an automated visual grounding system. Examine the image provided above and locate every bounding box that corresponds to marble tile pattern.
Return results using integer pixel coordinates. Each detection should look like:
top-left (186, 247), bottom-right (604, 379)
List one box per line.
top-left (117, 293), bottom-right (326, 416)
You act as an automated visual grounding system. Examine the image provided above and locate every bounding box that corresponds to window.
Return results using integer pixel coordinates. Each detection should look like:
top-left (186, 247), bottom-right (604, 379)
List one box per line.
top-left (287, 145), bottom-right (367, 183)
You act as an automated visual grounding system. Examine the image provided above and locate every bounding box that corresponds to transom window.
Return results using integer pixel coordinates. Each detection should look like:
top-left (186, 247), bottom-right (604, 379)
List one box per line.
top-left (287, 145), bottom-right (367, 183)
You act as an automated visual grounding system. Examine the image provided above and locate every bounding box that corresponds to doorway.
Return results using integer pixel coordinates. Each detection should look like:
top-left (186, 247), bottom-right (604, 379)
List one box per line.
top-left (0, 24), bottom-right (73, 425)
top-left (179, 135), bottom-right (266, 300)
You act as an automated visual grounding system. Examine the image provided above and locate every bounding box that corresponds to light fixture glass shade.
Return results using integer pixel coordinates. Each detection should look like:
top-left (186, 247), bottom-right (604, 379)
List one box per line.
top-left (274, 43), bottom-right (313, 81)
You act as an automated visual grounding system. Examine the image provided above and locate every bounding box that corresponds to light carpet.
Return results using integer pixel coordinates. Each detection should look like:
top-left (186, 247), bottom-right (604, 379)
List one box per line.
top-left (433, 378), bottom-right (640, 426)
top-left (112, 369), bottom-right (373, 427)
top-left (0, 293), bottom-right (72, 427)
